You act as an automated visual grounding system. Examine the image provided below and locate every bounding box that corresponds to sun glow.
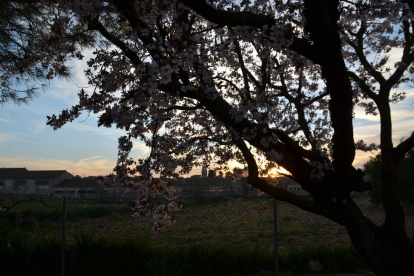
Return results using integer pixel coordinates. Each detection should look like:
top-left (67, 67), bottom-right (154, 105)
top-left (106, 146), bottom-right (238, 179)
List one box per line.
top-left (267, 166), bottom-right (289, 178)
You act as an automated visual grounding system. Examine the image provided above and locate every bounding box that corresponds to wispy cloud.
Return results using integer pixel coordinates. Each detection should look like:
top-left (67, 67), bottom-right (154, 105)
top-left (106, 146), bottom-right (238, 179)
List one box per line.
top-left (47, 80), bottom-right (80, 105)
top-left (64, 121), bottom-right (123, 140)
top-left (0, 128), bottom-right (45, 141)
top-left (0, 133), bottom-right (12, 145)
top-left (30, 120), bottom-right (47, 135)
top-left (78, 156), bottom-right (103, 162)
top-left (132, 141), bottom-right (150, 158)
top-left (23, 106), bottom-right (49, 116)
top-left (353, 150), bottom-right (378, 169)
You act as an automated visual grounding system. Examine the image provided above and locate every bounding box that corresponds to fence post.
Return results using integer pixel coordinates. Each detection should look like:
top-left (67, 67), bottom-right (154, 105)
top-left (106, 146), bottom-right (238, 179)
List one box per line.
top-left (273, 198), bottom-right (279, 272)
top-left (61, 196), bottom-right (67, 276)
top-left (35, 174), bottom-right (39, 212)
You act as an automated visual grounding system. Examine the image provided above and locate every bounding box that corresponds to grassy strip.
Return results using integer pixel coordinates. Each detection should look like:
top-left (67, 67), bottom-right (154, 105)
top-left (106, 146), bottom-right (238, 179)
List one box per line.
top-left (0, 231), bottom-right (368, 276)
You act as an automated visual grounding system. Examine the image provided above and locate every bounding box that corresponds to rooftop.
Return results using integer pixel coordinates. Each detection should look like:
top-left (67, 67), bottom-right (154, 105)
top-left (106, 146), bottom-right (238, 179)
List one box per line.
top-left (0, 168), bottom-right (69, 180)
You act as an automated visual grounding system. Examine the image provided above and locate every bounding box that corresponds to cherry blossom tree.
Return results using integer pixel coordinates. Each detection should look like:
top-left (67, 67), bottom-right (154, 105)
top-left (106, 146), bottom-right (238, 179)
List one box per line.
top-left (2, 0), bottom-right (414, 275)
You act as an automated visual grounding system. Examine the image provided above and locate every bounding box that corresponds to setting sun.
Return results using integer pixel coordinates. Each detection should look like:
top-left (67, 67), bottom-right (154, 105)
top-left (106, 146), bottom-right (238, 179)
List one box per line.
top-left (267, 167), bottom-right (290, 178)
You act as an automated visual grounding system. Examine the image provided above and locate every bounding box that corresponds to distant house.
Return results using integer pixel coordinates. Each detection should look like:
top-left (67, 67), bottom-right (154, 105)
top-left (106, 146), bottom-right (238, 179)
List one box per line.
top-left (54, 177), bottom-right (134, 198)
top-left (54, 178), bottom-right (101, 198)
top-left (275, 176), bottom-right (310, 196)
top-left (163, 177), bottom-right (261, 198)
top-left (0, 168), bottom-right (72, 196)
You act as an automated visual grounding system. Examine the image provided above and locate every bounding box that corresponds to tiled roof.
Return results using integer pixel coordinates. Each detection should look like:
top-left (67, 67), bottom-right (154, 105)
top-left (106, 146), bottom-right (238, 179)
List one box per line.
top-left (0, 168), bottom-right (68, 180)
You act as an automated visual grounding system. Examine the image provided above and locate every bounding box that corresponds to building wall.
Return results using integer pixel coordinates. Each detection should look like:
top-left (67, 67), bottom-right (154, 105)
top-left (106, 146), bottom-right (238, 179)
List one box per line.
top-left (54, 188), bottom-right (100, 198)
top-left (51, 172), bottom-right (73, 187)
top-left (286, 184), bottom-right (310, 196)
top-left (0, 172), bottom-right (72, 196)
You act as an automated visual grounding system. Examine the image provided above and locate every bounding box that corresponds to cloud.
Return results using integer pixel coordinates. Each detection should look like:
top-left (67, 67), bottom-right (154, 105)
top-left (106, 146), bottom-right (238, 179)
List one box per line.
top-left (30, 120), bottom-right (47, 135)
top-left (132, 141), bottom-right (150, 158)
top-left (23, 106), bottom-right (49, 116)
top-left (0, 128), bottom-right (45, 141)
top-left (46, 80), bottom-right (80, 105)
top-left (352, 113), bottom-right (414, 168)
top-left (353, 118), bottom-right (379, 128)
top-left (0, 133), bottom-right (12, 145)
top-left (63, 121), bottom-right (124, 141)
top-left (353, 150), bottom-right (378, 169)
top-left (45, 48), bottom-right (97, 106)
top-left (78, 156), bottom-right (103, 162)
top-left (0, 156), bottom-right (115, 177)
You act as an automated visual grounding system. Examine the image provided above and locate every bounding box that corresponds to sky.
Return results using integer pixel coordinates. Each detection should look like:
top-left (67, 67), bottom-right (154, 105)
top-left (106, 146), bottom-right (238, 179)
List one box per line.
top-left (0, 50), bottom-right (413, 177)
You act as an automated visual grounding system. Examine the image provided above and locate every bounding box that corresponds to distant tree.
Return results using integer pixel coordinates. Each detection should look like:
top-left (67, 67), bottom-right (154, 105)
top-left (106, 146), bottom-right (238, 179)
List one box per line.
top-left (207, 169), bottom-right (216, 178)
top-left (364, 149), bottom-right (414, 205)
top-left (3, 1), bottom-right (414, 274)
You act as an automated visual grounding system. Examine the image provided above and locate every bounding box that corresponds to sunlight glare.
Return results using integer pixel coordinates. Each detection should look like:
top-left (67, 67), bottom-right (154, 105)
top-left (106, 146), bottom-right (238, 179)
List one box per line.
top-left (267, 166), bottom-right (289, 178)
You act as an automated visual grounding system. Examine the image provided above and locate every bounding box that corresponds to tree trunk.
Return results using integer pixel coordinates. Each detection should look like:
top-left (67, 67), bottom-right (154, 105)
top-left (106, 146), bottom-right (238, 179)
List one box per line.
top-left (301, 1), bottom-right (414, 274)
top-left (343, 199), bottom-right (413, 276)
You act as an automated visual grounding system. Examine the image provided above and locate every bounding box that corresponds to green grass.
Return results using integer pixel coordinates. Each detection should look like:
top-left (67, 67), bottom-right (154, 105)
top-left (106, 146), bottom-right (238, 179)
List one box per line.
top-left (0, 231), bottom-right (367, 276)
top-left (182, 196), bottom-right (237, 208)
top-left (0, 231), bottom-right (275, 276)
top-left (1, 199), bottom-right (132, 224)
top-left (0, 196), bottom-right (379, 275)
top-left (279, 243), bottom-right (367, 274)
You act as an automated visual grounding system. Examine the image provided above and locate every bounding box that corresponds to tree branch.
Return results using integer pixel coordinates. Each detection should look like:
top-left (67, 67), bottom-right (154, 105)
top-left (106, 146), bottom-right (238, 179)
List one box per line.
top-left (304, 91), bottom-right (329, 107)
top-left (160, 104), bottom-right (202, 112)
top-left (347, 71), bottom-right (378, 101)
top-left (395, 131), bottom-right (414, 159)
top-left (346, 22), bottom-right (386, 86)
top-left (232, 136), bottom-right (339, 223)
top-left (234, 40), bottom-right (251, 99)
top-left (88, 18), bottom-right (142, 67)
top-left (179, 0), bottom-right (317, 61)
top-left (179, 0), bottom-right (275, 28)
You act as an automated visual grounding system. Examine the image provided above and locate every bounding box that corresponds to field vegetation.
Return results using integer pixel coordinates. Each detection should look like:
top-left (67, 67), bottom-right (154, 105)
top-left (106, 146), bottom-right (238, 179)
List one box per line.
top-left (1, 195), bottom-right (412, 275)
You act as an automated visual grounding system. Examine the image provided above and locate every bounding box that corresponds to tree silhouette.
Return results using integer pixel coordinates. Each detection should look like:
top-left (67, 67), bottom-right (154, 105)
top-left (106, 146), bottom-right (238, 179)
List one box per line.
top-left (2, 1), bottom-right (414, 274)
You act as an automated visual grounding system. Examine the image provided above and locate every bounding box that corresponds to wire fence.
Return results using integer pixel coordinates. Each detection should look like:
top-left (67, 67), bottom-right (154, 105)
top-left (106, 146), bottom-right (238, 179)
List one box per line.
top-left (2, 193), bottom-right (413, 251)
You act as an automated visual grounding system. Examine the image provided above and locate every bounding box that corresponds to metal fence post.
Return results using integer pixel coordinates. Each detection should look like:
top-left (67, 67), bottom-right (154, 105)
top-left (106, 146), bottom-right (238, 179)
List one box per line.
top-left (35, 174), bottom-right (39, 212)
top-left (61, 196), bottom-right (67, 276)
top-left (273, 198), bottom-right (279, 272)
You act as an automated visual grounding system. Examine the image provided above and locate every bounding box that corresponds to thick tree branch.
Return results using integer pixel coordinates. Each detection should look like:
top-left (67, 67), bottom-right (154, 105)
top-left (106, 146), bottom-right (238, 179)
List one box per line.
top-left (347, 71), bottom-right (378, 101)
top-left (179, 0), bottom-right (317, 61)
top-left (232, 136), bottom-right (339, 223)
top-left (160, 104), bottom-right (202, 112)
top-left (395, 131), bottom-right (414, 159)
top-left (346, 22), bottom-right (387, 86)
top-left (88, 18), bottom-right (142, 67)
top-left (213, 76), bottom-right (244, 97)
top-left (179, 0), bottom-right (275, 28)
top-left (234, 40), bottom-right (251, 99)
top-left (304, 91), bottom-right (329, 107)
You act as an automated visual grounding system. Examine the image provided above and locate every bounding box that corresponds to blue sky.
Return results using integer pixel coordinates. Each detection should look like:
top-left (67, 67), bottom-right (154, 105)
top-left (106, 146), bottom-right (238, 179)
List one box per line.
top-left (0, 56), bottom-right (149, 177)
top-left (0, 51), bottom-right (413, 177)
